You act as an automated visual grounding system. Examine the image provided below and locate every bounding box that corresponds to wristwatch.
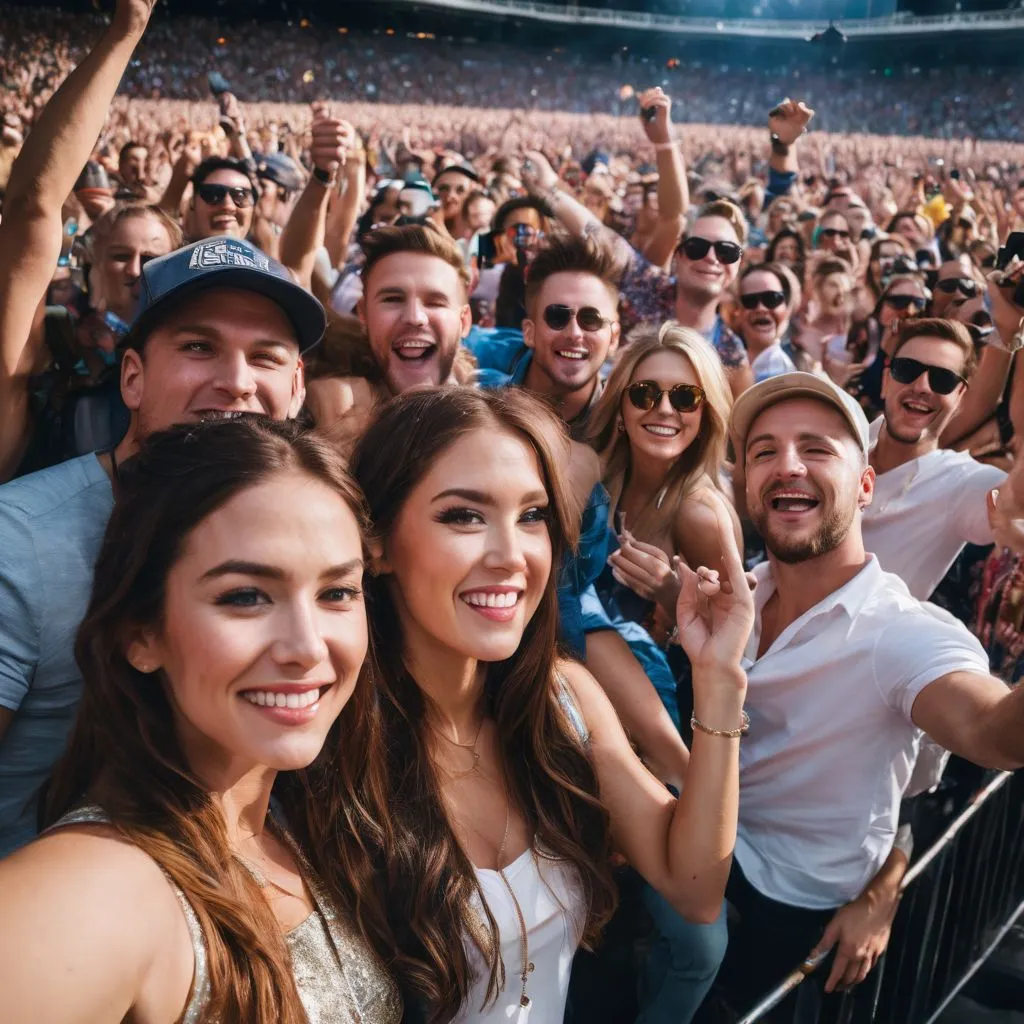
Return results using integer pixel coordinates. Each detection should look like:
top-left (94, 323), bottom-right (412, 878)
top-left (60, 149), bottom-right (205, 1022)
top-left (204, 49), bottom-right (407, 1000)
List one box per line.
top-left (312, 165), bottom-right (337, 188)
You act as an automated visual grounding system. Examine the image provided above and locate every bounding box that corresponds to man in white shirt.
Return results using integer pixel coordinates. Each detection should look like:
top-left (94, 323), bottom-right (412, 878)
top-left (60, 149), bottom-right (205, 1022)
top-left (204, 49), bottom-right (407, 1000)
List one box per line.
top-left (864, 316), bottom-right (1024, 601)
top-left (718, 371), bottom-right (1024, 1014)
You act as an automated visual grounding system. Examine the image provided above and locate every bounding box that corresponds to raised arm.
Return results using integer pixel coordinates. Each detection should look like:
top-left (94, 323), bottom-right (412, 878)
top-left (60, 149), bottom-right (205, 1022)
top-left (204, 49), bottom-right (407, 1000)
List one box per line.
top-left (520, 148), bottom-right (635, 265)
top-left (564, 501), bottom-right (752, 923)
top-left (324, 144), bottom-right (366, 271)
top-left (279, 105), bottom-right (352, 291)
top-left (765, 99), bottom-right (815, 205)
top-left (0, 0), bottom-right (157, 476)
top-left (637, 88), bottom-right (688, 268)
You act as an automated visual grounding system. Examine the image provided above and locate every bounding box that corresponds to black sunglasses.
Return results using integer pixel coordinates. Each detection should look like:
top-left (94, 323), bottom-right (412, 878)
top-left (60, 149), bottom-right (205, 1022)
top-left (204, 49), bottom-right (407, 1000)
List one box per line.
top-left (884, 294), bottom-right (928, 312)
top-left (935, 277), bottom-right (979, 297)
top-left (889, 356), bottom-right (966, 395)
top-left (542, 304), bottom-right (612, 332)
top-left (740, 290), bottom-right (787, 311)
top-left (626, 380), bottom-right (706, 413)
top-left (196, 183), bottom-right (256, 209)
top-left (678, 237), bottom-right (743, 265)
top-left (820, 227), bottom-right (851, 240)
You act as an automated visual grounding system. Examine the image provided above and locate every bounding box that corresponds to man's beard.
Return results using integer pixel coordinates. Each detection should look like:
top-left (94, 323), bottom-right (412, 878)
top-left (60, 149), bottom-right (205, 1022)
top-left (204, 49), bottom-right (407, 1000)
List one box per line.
top-left (751, 498), bottom-right (855, 565)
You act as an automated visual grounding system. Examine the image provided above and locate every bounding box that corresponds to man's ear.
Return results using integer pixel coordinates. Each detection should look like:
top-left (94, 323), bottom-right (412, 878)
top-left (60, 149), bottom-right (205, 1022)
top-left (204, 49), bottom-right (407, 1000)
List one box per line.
top-left (288, 358), bottom-right (307, 419)
top-left (858, 464), bottom-right (876, 511)
top-left (459, 302), bottom-right (472, 340)
top-left (607, 320), bottom-right (621, 361)
top-left (356, 296), bottom-right (366, 326)
top-left (120, 347), bottom-right (145, 411)
top-left (523, 318), bottom-right (536, 350)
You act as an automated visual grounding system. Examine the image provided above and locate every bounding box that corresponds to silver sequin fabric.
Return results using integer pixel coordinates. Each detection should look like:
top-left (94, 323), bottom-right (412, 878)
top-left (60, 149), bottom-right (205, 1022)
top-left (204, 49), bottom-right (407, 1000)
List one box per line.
top-left (48, 805), bottom-right (402, 1024)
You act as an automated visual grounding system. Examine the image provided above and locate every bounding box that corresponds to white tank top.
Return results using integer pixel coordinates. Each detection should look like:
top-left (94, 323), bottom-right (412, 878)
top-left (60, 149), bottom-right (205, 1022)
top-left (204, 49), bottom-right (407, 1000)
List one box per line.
top-left (454, 849), bottom-right (585, 1024)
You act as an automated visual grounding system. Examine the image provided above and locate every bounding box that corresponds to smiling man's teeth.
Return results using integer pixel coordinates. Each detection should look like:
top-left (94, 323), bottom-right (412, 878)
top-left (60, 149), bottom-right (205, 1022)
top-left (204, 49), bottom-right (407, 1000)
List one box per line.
top-left (242, 688), bottom-right (321, 709)
top-left (643, 424), bottom-right (679, 436)
top-left (556, 350), bottom-right (587, 360)
top-left (202, 411), bottom-right (245, 420)
top-left (463, 591), bottom-right (520, 608)
top-left (770, 491), bottom-right (819, 511)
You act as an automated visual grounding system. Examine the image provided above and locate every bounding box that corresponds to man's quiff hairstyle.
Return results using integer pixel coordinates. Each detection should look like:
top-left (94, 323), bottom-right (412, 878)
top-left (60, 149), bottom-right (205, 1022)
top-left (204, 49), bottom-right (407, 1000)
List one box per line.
top-left (892, 317), bottom-right (978, 382)
top-left (524, 234), bottom-right (626, 308)
top-left (361, 223), bottom-right (470, 294)
top-left (691, 198), bottom-right (749, 247)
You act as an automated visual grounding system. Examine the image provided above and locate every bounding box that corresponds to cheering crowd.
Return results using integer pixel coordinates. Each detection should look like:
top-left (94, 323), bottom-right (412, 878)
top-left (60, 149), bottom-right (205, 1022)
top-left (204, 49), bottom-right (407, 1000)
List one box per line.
top-left (2, 2), bottom-right (1024, 1023)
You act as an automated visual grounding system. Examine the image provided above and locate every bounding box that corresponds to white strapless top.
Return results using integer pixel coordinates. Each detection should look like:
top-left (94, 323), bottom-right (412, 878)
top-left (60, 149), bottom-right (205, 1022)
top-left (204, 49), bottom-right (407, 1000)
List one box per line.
top-left (454, 849), bottom-right (585, 1024)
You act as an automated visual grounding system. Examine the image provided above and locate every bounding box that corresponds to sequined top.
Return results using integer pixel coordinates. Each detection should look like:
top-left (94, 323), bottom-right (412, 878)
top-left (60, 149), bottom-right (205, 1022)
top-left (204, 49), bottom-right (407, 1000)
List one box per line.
top-left (48, 806), bottom-right (402, 1024)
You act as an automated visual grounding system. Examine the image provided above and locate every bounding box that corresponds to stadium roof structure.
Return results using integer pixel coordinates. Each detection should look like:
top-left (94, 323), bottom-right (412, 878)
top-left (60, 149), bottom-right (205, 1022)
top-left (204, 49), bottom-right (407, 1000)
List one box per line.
top-left (385, 0), bottom-right (1024, 39)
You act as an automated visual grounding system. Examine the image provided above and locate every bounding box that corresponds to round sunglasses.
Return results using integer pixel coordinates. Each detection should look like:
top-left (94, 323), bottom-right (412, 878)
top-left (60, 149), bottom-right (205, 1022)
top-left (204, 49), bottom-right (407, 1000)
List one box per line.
top-left (542, 304), bottom-right (612, 332)
top-left (889, 356), bottom-right (966, 395)
top-left (626, 380), bottom-right (706, 413)
top-left (195, 183), bottom-right (257, 209)
top-left (935, 277), bottom-right (979, 297)
top-left (677, 237), bottom-right (743, 265)
top-left (740, 290), bottom-right (787, 311)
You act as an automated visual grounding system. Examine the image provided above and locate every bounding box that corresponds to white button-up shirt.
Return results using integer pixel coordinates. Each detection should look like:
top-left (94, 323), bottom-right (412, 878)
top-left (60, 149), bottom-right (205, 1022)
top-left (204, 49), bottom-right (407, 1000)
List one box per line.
top-left (864, 416), bottom-right (1004, 601)
top-left (735, 555), bottom-right (989, 910)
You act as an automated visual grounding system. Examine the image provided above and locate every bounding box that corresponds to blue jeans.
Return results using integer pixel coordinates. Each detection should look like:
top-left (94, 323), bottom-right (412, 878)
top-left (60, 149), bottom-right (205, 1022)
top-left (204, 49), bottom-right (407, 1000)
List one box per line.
top-left (637, 887), bottom-right (729, 1024)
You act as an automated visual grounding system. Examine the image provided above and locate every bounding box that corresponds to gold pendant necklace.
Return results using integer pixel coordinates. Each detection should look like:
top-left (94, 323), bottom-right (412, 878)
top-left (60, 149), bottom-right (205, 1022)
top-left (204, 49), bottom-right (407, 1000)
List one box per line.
top-left (494, 801), bottom-right (535, 1008)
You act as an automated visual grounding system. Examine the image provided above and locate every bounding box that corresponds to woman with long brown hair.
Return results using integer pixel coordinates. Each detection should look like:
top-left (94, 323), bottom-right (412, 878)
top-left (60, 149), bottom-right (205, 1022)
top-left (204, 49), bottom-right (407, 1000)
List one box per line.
top-left (336, 387), bottom-right (752, 1024)
top-left (0, 417), bottom-right (401, 1024)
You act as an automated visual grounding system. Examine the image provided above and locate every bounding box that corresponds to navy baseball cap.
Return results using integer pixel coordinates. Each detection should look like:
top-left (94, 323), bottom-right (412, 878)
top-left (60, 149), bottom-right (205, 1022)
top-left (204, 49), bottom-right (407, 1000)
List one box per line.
top-left (129, 237), bottom-right (326, 353)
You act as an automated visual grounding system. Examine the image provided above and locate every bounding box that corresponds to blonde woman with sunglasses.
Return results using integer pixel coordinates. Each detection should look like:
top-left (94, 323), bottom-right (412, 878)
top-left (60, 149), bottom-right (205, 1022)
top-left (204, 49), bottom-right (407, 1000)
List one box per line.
top-left (589, 322), bottom-right (741, 676)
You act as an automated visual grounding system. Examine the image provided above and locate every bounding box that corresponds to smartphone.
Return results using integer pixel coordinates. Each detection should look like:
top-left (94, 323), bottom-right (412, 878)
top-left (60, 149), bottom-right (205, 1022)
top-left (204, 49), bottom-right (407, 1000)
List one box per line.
top-left (207, 71), bottom-right (232, 98)
top-left (103, 310), bottom-right (131, 340)
top-left (477, 231), bottom-right (497, 271)
top-left (996, 231), bottom-right (1024, 308)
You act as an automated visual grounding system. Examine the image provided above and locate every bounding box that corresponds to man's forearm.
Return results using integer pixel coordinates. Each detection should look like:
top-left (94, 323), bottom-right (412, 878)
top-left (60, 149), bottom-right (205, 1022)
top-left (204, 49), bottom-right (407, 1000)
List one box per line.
top-left (5, 18), bottom-right (147, 216)
top-left (655, 144), bottom-right (688, 222)
top-left (769, 136), bottom-right (800, 177)
top-left (279, 177), bottom-right (332, 290)
top-left (977, 682), bottom-right (1024, 769)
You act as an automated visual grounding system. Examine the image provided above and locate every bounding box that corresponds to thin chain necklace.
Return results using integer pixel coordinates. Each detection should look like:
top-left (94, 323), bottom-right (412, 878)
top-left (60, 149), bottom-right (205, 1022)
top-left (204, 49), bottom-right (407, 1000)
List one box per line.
top-left (494, 800), bottom-right (535, 1009)
top-left (432, 715), bottom-right (486, 778)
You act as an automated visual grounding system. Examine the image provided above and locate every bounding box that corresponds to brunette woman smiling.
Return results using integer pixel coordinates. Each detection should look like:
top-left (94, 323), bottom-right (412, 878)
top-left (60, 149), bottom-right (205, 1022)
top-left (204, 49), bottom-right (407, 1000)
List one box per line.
top-left (341, 387), bottom-right (753, 1024)
top-left (0, 418), bottom-right (401, 1024)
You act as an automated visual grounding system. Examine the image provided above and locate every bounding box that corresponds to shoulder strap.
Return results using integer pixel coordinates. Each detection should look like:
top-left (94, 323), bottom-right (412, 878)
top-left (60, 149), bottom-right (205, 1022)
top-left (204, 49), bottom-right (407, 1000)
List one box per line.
top-left (44, 805), bottom-right (211, 1023)
top-left (555, 672), bottom-right (591, 747)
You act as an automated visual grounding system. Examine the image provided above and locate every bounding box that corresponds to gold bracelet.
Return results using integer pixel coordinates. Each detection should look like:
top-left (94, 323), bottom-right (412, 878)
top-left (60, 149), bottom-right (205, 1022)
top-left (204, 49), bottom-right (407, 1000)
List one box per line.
top-left (691, 710), bottom-right (750, 739)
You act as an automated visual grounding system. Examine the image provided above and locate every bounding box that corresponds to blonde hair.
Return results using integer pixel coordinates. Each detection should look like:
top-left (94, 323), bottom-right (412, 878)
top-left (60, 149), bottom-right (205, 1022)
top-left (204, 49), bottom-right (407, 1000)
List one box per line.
top-left (589, 322), bottom-right (732, 533)
top-left (694, 199), bottom-right (749, 247)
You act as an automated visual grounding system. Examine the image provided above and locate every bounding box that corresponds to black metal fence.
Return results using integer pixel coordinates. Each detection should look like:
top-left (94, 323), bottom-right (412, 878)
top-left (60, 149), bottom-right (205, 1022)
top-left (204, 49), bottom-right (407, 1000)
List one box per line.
top-left (737, 769), bottom-right (1024, 1024)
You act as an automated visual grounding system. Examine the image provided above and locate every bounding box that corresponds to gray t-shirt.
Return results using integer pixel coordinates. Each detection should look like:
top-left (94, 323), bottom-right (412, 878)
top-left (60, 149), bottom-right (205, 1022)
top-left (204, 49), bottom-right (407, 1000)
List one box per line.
top-left (0, 454), bottom-right (114, 858)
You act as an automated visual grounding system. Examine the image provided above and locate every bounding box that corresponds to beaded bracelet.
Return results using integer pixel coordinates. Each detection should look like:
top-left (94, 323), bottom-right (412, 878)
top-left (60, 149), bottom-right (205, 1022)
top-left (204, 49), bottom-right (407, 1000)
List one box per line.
top-left (691, 710), bottom-right (750, 739)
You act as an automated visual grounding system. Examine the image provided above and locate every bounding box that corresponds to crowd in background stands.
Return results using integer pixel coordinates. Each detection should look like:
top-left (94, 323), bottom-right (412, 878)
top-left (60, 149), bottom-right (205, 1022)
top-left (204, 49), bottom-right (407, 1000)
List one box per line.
top-left (1, 6), bottom-right (1023, 139)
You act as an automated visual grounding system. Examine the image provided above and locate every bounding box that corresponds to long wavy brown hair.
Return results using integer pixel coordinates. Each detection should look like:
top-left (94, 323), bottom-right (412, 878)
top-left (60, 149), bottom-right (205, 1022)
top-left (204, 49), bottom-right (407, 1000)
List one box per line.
top-left (331, 387), bottom-right (617, 1023)
top-left (43, 416), bottom-right (384, 1024)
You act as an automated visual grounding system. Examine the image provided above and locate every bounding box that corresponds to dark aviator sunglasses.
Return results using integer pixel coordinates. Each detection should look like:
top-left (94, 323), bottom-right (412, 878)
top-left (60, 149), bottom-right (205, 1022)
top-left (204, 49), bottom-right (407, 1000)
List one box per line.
top-left (884, 294), bottom-right (928, 312)
top-left (542, 304), bottom-right (613, 332)
top-left (935, 277), bottom-right (979, 297)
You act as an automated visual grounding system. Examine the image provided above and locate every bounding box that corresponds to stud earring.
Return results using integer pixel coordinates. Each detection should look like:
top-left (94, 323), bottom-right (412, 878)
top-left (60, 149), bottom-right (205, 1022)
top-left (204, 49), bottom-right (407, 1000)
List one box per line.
top-left (616, 417), bottom-right (625, 433)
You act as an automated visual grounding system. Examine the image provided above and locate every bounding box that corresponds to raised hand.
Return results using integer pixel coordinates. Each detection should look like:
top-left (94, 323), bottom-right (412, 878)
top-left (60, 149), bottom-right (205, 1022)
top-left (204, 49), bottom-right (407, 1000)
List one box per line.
top-left (520, 149), bottom-right (558, 193)
top-left (113, 0), bottom-right (158, 36)
top-left (310, 103), bottom-right (354, 181)
top-left (673, 498), bottom-right (754, 675)
top-left (638, 87), bottom-right (672, 146)
top-left (768, 98), bottom-right (815, 146)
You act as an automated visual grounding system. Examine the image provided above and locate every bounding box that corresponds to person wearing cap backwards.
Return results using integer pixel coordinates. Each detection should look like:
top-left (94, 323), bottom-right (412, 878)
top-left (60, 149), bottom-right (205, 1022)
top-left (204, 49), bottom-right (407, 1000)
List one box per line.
top-left (0, 234), bottom-right (323, 860)
top-left (432, 163), bottom-right (480, 242)
top-left (713, 371), bottom-right (1024, 1015)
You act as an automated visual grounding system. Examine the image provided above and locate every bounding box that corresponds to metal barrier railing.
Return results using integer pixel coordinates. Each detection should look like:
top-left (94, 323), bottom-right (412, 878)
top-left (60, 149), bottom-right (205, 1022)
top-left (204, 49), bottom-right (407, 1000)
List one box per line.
top-left (737, 769), bottom-right (1024, 1024)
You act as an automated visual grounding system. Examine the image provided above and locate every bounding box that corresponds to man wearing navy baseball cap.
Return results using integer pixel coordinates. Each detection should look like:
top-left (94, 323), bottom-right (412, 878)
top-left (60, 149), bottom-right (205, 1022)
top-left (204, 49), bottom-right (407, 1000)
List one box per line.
top-left (0, 235), bottom-right (326, 858)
